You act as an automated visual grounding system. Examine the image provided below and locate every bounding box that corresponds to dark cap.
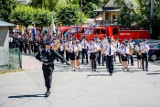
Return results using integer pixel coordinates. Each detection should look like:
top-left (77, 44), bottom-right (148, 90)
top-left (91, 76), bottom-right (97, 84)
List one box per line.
top-left (139, 40), bottom-right (142, 42)
top-left (108, 39), bottom-right (112, 43)
top-left (44, 41), bottom-right (51, 46)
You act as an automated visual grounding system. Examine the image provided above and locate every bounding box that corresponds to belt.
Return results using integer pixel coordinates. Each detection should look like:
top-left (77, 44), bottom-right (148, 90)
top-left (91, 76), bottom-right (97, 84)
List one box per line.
top-left (43, 62), bottom-right (53, 65)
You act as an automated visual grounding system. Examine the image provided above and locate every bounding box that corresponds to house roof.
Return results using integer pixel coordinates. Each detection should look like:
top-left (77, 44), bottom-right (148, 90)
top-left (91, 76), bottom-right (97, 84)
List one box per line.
top-left (0, 20), bottom-right (15, 27)
top-left (93, 0), bottom-right (119, 12)
top-left (103, 0), bottom-right (116, 8)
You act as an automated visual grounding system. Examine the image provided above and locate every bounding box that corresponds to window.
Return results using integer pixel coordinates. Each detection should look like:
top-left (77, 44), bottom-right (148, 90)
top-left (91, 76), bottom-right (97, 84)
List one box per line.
top-left (84, 29), bottom-right (92, 34)
top-left (101, 29), bottom-right (106, 34)
top-left (113, 28), bottom-right (118, 35)
top-left (113, 15), bottom-right (116, 20)
top-left (105, 13), bottom-right (109, 20)
top-left (94, 29), bottom-right (100, 34)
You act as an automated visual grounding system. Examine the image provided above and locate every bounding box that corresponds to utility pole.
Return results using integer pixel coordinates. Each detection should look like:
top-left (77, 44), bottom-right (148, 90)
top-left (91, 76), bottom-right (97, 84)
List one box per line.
top-left (150, 0), bottom-right (154, 35)
top-left (81, 0), bottom-right (83, 27)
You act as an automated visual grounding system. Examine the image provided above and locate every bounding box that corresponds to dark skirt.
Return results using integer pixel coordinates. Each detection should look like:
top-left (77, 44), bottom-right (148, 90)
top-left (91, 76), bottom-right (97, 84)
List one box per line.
top-left (137, 53), bottom-right (142, 59)
top-left (121, 54), bottom-right (128, 61)
top-left (76, 51), bottom-right (81, 60)
top-left (70, 52), bottom-right (76, 60)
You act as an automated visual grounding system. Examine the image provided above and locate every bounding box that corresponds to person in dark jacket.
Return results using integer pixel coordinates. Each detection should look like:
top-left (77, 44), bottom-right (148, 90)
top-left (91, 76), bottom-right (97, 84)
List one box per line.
top-left (35, 41), bottom-right (69, 97)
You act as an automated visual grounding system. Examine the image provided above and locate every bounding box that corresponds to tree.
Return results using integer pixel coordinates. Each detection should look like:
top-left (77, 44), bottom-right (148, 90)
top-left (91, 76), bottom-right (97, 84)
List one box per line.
top-left (0, 0), bottom-right (17, 21)
top-left (83, 2), bottom-right (98, 18)
top-left (10, 5), bottom-right (52, 28)
top-left (10, 5), bottom-right (33, 27)
top-left (30, 0), bottom-right (58, 11)
top-left (56, 4), bottom-right (86, 25)
top-left (33, 8), bottom-right (52, 29)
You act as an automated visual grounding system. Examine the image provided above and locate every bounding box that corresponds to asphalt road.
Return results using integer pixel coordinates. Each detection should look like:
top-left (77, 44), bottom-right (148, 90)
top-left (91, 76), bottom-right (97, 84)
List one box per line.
top-left (0, 55), bottom-right (160, 107)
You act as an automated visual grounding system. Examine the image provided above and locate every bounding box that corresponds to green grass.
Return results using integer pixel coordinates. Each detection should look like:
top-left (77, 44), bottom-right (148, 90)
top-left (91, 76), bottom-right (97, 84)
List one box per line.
top-left (0, 68), bottom-right (24, 75)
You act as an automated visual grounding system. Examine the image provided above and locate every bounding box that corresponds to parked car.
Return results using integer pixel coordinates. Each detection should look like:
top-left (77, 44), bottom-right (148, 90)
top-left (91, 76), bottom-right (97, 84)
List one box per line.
top-left (148, 43), bottom-right (160, 61)
top-left (146, 39), bottom-right (160, 45)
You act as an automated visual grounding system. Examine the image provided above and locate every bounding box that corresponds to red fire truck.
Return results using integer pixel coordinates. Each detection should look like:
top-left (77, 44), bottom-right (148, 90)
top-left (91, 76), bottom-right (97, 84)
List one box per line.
top-left (80, 25), bottom-right (150, 42)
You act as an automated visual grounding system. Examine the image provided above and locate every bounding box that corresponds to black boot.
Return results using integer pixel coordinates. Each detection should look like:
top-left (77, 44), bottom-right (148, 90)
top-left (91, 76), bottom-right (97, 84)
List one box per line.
top-left (45, 88), bottom-right (50, 97)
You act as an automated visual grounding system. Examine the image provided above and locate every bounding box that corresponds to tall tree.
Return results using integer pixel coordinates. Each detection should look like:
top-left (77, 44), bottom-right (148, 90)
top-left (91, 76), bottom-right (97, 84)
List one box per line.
top-left (30, 0), bottom-right (58, 11)
top-left (56, 4), bottom-right (86, 25)
top-left (0, 0), bottom-right (17, 21)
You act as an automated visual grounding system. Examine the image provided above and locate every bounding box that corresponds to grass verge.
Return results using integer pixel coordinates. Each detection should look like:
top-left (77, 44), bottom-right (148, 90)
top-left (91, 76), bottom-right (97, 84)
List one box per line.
top-left (0, 68), bottom-right (24, 75)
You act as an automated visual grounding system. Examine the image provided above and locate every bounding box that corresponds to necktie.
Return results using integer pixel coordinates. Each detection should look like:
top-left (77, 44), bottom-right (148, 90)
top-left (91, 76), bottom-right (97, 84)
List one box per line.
top-left (109, 46), bottom-right (111, 55)
top-left (117, 43), bottom-right (118, 48)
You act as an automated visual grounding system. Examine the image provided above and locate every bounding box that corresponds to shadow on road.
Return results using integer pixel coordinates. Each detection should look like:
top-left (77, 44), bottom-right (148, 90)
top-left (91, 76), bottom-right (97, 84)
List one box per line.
top-left (87, 74), bottom-right (110, 77)
top-left (147, 73), bottom-right (160, 75)
top-left (8, 94), bottom-right (45, 98)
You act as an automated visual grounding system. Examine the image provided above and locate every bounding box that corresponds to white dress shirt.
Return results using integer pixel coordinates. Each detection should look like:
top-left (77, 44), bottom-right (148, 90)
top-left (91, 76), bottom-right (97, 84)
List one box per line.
top-left (104, 45), bottom-right (116, 56)
top-left (121, 47), bottom-right (129, 56)
top-left (141, 43), bottom-right (149, 53)
top-left (88, 43), bottom-right (99, 53)
top-left (81, 40), bottom-right (88, 49)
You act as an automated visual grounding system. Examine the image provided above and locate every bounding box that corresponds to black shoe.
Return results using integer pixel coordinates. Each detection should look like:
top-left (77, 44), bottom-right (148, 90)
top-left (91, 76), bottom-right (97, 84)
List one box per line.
top-left (110, 73), bottom-right (112, 76)
top-left (146, 69), bottom-right (148, 71)
top-left (94, 69), bottom-right (96, 72)
top-left (45, 91), bottom-right (50, 97)
top-left (102, 64), bottom-right (105, 66)
top-left (127, 69), bottom-right (129, 71)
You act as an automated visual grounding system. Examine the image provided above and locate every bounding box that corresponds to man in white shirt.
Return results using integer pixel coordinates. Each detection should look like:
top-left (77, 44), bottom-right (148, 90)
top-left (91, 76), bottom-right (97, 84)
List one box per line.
top-left (81, 37), bottom-right (88, 64)
top-left (128, 39), bottom-right (134, 66)
top-left (88, 39), bottom-right (99, 71)
top-left (104, 39), bottom-right (116, 76)
top-left (141, 39), bottom-right (150, 71)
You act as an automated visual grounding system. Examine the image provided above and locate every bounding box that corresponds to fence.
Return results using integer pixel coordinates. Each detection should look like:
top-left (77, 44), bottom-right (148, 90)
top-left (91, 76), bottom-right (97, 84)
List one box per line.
top-left (0, 48), bottom-right (22, 70)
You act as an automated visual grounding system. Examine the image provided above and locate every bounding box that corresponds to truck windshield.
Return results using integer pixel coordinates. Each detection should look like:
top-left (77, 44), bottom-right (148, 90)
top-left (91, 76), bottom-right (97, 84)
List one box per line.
top-left (84, 29), bottom-right (92, 34)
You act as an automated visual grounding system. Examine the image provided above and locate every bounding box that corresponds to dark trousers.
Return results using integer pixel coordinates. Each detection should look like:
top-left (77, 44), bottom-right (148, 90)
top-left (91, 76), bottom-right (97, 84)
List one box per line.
top-left (117, 52), bottom-right (121, 63)
top-left (82, 49), bottom-right (88, 64)
top-left (107, 55), bottom-right (114, 74)
top-left (142, 53), bottom-right (148, 70)
top-left (97, 51), bottom-right (101, 65)
top-left (42, 64), bottom-right (54, 89)
top-left (90, 52), bottom-right (97, 70)
top-left (66, 51), bottom-right (70, 61)
top-left (128, 55), bottom-right (134, 65)
top-left (102, 54), bottom-right (106, 65)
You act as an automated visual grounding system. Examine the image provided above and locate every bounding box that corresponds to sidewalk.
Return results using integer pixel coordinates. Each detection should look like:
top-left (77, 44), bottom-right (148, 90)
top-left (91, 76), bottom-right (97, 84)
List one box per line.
top-left (22, 54), bottom-right (41, 70)
top-left (0, 55), bottom-right (160, 107)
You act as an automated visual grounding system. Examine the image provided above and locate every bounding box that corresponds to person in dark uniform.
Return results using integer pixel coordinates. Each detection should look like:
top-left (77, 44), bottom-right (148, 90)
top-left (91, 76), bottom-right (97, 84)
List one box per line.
top-left (103, 39), bottom-right (116, 76)
top-left (35, 41), bottom-right (69, 97)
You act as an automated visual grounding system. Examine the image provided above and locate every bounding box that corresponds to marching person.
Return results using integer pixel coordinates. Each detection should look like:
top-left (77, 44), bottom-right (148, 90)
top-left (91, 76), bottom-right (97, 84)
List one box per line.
top-left (65, 40), bottom-right (71, 61)
top-left (141, 39), bottom-right (150, 71)
top-left (76, 41), bottom-right (82, 69)
top-left (59, 41), bottom-right (65, 63)
top-left (103, 39), bottom-right (116, 76)
top-left (81, 37), bottom-right (88, 64)
top-left (97, 39), bottom-right (103, 66)
top-left (135, 40), bottom-right (142, 69)
top-left (128, 39), bottom-right (134, 66)
top-left (69, 42), bottom-right (78, 71)
top-left (35, 41), bottom-right (69, 97)
top-left (114, 39), bottom-right (121, 63)
top-left (102, 36), bottom-right (108, 66)
top-left (88, 39), bottom-right (99, 71)
top-left (121, 42), bottom-right (130, 71)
